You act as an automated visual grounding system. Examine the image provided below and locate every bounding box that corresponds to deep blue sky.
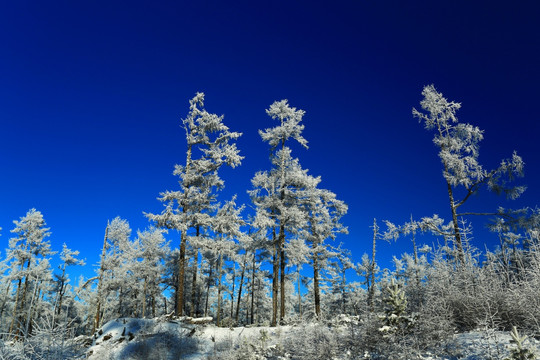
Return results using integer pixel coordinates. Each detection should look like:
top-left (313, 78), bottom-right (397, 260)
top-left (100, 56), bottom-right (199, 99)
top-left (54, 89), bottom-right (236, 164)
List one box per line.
top-left (1, 1), bottom-right (539, 280)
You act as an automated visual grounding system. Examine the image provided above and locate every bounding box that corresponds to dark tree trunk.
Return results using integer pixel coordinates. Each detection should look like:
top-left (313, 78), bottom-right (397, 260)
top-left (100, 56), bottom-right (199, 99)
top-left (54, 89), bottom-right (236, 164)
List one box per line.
top-left (93, 225), bottom-right (109, 334)
top-left (235, 253), bottom-right (247, 323)
top-left (190, 226), bottom-right (200, 317)
top-left (446, 180), bottom-right (465, 264)
top-left (250, 253), bottom-right (255, 325)
top-left (177, 231), bottom-right (186, 316)
top-left (279, 225), bottom-right (286, 323)
top-left (313, 252), bottom-right (321, 319)
top-left (230, 265), bottom-right (236, 320)
top-left (271, 226), bottom-right (279, 327)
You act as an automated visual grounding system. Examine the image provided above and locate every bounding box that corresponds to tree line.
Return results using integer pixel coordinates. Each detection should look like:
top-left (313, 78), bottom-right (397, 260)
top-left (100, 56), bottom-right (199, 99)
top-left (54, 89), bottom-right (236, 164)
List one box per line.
top-left (1, 86), bottom-right (538, 350)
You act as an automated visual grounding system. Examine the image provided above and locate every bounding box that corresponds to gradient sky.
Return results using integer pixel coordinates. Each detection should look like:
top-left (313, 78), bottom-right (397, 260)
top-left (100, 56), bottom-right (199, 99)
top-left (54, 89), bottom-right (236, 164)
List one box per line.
top-left (1, 1), bottom-right (539, 280)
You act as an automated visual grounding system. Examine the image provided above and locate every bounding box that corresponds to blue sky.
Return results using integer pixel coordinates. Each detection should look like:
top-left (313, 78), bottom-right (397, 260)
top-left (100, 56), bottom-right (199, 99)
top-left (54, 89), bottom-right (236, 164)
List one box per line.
top-left (1, 1), bottom-right (539, 280)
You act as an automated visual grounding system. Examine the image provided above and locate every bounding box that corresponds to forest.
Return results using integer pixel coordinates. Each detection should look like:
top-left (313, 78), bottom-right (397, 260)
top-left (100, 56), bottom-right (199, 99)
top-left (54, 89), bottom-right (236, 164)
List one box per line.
top-left (1, 85), bottom-right (539, 359)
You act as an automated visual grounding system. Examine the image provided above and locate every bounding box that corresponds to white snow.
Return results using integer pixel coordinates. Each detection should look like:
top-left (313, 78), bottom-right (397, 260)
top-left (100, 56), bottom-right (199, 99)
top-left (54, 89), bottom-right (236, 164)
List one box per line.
top-left (85, 316), bottom-right (540, 360)
top-left (86, 317), bottom-right (293, 360)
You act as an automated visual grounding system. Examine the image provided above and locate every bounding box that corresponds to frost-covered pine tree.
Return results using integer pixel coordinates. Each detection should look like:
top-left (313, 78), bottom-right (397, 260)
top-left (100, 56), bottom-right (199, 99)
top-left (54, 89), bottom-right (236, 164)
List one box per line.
top-left (505, 326), bottom-right (537, 360)
top-left (53, 243), bottom-right (85, 325)
top-left (146, 93), bottom-right (242, 316)
top-left (6, 209), bottom-right (53, 337)
top-left (92, 217), bottom-right (132, 332)
top-left (379, 278), bottom-right (413, 336)
top-left (302, 185), bottom-right (348, 319)
top-left (250, 100), bottom-right (313, 325)
top-left (286, 237), bottom-right (310, 319)
top-left (211, 196), bottom-right (244, 326)
top-left (134, 227), bottom-right (169, 318)
top-left (413, 85), bottom-right (525, 263)
top-left (233, 228), bottom-right (255, 324)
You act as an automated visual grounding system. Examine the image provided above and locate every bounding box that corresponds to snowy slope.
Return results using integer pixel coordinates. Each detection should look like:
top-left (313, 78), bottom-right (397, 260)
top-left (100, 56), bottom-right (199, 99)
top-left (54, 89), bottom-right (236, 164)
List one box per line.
top-left (86, 317), bottom-right (293, 360)
top-left (85, 316), bottom-right (540, 360)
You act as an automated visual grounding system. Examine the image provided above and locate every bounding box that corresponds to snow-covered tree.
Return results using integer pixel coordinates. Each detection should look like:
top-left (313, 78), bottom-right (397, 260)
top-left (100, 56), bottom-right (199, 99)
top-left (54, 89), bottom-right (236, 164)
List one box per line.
top-left (6, 208), bottom-right (54, 337)
top-left (134, 227), bottom-right (169, 318)
top-left (211, 196), bottom-right (244, 326)
top-left (302, 185), bottom-right (348, 319)
top-left (92, 217), bottom-right (132, 332)
top-left (413, 85), bottom-right (525, 263)
top-left (53, 243), bottom-right (85, 325)
top-left (250, 99), bottom-right (315, 326)
top-left (146, 92), bottom-right (242, 316)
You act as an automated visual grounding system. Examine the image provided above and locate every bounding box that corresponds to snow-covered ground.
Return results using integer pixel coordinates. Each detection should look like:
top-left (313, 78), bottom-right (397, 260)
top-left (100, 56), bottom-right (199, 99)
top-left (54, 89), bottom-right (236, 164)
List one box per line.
top-left (84, 316), bottom-right (540, 360)
top-left (87, 316), bottom-right (293, 360)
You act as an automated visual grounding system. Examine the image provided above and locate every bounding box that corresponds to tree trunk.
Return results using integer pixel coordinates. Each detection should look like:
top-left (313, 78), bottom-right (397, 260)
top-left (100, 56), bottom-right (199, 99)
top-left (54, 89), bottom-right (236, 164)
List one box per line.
top-left (204, 262), bottom-right (214, 317)
top-left (271, 226), bottom-right (279, 327)
top-left (368, 219), bottom-right (378, 312)
top-left (437, 123), bottom-right (465, 264)
top-left (313, 250), bottom-right (321, 320)
top-left (446, 180), bottom-right (465, 263)
top-left (297, 267), bottom-right (302, 319)
top-left (279, 225), bottom-right (286, 324)
top-left (250, 253), bottom-right (255, 325)
top-left (18, 260), bottom-right (32, 328)
top-left (55, 267), bottom-right (66, 319)
top-left (9, 277), bottom-right (23, 336)
top-left (341, 272), bottom-right (346, 313)
top-left (164, 296), bottom-right (168, 315)
top-left (177, 231), bottom-right (187, 316)
top-left (24, 279), bottom-right (40, 340)
top-left (0, 282), bottom-right (11, 321)
top-left (142, 277), bottom-right (148, 318)
top-left (217, 253), bottom-right (223, 327)
top-left (191, 254), bottom-right (198, 317)
top-left (235, 253), bottom-right (247, 323)
top-left (230, 264), bottom-right (236, 320)
top-left (190, 226), bottom-right (200, 317)
top-left (93, 224), bottom-right (109, 334)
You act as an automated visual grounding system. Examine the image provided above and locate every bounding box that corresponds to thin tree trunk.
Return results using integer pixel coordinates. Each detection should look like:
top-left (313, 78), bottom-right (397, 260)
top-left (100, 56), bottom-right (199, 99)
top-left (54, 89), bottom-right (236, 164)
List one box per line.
top-left (250, 253), bottom-right (255, 325)
top-left (271, 226), bottom-right (279, 327)
top-left (410, 215), bottom-right (420, 287)
top-left (54, 265), bottom-right (67, 329)
top-left (279, 224), bottom-right (286, 323)
top-left (368, 219), bottom-right (378, 312)
top-left (191, 254), bottom-right (198, 317)
top-left (313, 250), bottom-right (321, 320)
top-left (204, 262), bottom-right (214, 317)
top-left (446, 180), bottom-right (465, 263)
top-left (436, 123), bottom-right (465, 264)
top-left (341, 271), bottom-right (346, 313)
top-left (297, 267), bottom-right (302, 319)
top-left (24, 279), bottom-right (40, 340)
top-left (164, 296), bottom-right (168, 315)
top-left (142, 277), bottom-right (147, 318)
top-left (93, 224), bottom-right (109, 334)
top-left (18, 260), bottom-right (32, 331)
top-left (177, 231), bottom-right (187, 316)
top-left (8, 278), bottom-right (22, 336)
top-left (217, 253), bottom-right (223, 327)
top-left (0, 282), bottom-right (11, 321)
top-left (230, 264), bottom-right (236, 320)
top-left (191, 226), bottom-right (200, 317)
top-left (177, 142), bottom-right (193, 317)
top-left (55, 268), bottom-right (66, 318)
top-left (235, 253), bottom-right (247, 323)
